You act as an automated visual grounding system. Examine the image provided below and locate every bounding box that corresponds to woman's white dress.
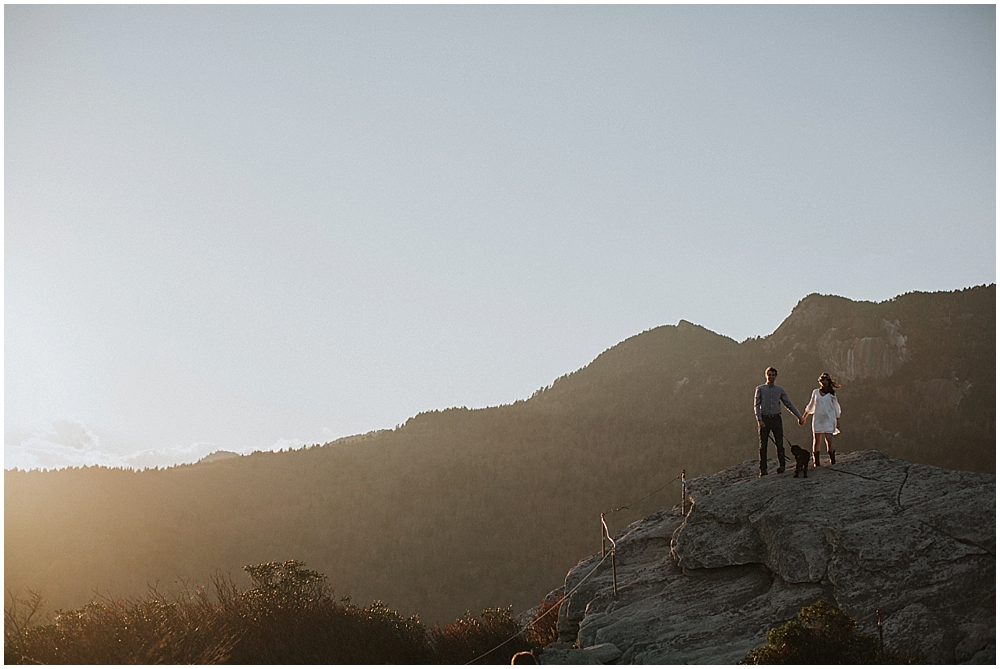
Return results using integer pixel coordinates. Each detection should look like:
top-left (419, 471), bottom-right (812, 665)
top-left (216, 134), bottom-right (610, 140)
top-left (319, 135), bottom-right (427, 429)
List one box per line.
top-left (804, 389), bottom-right (841, 435)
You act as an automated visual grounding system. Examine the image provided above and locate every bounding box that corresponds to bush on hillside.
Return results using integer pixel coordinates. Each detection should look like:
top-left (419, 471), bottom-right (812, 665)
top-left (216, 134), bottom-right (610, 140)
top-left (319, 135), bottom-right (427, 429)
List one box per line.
top-left (4, 587), bottom-right (235, 664)
top-left (522, 591), bottom-right (564, 648)
top-left (219, 561), bottom-right (431, 664)
top-left (426, 605), bottom-right (531, 664)
top-left (740, 600), bottom-right (919, 664)
top-left (4, 560), bottom-right (547, 664)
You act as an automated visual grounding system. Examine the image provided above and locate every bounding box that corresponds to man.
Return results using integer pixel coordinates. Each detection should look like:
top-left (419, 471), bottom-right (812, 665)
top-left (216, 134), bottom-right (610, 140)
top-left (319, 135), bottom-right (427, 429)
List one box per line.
top-left (754, 366), bottom-right (802, 477)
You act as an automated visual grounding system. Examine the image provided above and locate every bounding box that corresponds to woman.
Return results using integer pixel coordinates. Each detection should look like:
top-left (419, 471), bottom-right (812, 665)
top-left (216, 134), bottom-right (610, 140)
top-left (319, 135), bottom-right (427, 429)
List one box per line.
top-left (799, 372), bottom-right (842, 466)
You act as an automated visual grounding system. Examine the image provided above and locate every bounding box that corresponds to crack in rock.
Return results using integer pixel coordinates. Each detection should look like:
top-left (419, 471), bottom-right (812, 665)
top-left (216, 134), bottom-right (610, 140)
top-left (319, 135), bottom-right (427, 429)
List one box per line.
top-left (549, 451), bottom-right (994, 665)
top-left (896, 465), bottom-right (911, 511)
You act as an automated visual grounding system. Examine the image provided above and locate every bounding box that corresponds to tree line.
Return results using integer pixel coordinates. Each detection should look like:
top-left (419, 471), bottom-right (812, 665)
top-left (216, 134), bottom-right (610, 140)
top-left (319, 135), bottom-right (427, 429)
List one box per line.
top-left (5, 286), bottom-right (994, 627)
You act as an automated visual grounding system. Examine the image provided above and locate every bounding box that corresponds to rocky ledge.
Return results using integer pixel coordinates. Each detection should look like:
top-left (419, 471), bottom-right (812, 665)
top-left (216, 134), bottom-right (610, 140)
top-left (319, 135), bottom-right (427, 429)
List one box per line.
top-left (543, 450), bottom-right (995, 664)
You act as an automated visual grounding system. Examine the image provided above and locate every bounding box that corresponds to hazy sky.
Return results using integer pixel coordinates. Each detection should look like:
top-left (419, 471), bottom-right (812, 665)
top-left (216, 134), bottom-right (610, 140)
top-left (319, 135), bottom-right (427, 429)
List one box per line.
top-left (5, 5), bottom-right (995, 470)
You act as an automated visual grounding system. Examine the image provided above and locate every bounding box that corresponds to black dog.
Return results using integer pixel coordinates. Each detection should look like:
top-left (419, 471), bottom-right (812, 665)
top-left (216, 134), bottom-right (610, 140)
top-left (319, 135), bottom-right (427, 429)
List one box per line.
top-left (790, 444), bottom-right (811, 478)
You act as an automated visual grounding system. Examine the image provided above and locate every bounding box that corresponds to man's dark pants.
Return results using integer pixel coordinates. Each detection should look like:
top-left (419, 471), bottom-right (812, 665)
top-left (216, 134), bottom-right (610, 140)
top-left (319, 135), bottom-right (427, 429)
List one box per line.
top-left (759, 414), bottom-right (786, 473)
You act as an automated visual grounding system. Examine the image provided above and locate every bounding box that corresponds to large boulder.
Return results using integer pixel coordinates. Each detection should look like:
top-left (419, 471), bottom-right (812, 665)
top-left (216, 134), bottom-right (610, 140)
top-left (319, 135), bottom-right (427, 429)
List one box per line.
top-left (543, 451), bottom-right (994, 664)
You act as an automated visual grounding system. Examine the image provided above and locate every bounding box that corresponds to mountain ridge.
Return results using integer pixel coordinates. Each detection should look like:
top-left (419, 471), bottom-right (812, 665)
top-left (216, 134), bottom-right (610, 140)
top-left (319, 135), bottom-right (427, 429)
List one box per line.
top-left (5, 285), bottom-right (995, 625)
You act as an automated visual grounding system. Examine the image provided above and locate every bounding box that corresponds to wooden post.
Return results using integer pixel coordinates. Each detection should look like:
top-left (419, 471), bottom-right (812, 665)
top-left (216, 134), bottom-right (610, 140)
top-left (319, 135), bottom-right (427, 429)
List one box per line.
top-left (681, 470), bottom-right (687, 514)
top-left (601, 513), bottom-right (607, 558)
top-left (601, 512), bottom-right (618, 597)
top-left (611, 546), bottom-right (618, 598)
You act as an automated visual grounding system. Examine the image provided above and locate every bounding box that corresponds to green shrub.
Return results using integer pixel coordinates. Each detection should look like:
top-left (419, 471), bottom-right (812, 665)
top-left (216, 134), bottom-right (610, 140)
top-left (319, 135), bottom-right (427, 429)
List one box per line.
top-left (522, 591), bottom-right (564, 649)
top-left (5, 561), bottom-right (547, 664)
top-left (201, 561), bottom-right (431, 664)
top-left (741, 600), bottom-right (919, 664)
top-left (4, 588), bottom-right (235, 664)
top-left (426, 606), bottom-right (531, 664)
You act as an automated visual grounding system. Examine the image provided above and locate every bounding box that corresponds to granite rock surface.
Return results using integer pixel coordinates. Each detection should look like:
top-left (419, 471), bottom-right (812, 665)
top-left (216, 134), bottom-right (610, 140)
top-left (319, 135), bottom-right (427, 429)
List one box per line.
top-left (542, 451), bottom-right (994, 664)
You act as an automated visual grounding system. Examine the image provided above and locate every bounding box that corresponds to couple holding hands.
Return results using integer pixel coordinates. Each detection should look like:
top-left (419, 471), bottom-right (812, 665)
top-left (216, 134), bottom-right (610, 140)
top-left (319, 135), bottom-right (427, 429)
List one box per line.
top-left (754, 366), bottom-right (842, 477)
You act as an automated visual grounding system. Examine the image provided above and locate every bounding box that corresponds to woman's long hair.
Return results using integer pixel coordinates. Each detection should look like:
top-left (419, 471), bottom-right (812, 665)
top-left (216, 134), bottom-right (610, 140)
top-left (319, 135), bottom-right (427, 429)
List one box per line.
top-left (818, 372), bottom-right (841, 395)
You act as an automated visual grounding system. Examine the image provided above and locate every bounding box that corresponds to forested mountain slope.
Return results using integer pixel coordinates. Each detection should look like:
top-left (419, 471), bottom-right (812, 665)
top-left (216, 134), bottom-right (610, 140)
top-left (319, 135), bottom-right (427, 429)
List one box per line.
top-left (5, 285), bottom-right (994, 625)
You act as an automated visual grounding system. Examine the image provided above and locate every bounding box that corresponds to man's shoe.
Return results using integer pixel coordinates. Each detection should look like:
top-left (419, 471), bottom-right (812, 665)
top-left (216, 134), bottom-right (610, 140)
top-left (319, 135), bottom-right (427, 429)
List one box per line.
top-left (776, 466), bottom-right (785, 474)
top-left (759, 471), bottom-right (768, 477)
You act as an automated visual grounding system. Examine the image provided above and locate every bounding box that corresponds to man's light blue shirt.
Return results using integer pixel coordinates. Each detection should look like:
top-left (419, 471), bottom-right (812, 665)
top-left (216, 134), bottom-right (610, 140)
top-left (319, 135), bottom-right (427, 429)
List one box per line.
top-left (754, 383), bottom-right (802, 421)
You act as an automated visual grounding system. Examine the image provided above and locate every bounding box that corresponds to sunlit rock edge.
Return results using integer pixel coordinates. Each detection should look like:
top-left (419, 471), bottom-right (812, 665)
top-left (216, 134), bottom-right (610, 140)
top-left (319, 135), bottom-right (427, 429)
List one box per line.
top-left (541, 450), bottom-right (995, 664)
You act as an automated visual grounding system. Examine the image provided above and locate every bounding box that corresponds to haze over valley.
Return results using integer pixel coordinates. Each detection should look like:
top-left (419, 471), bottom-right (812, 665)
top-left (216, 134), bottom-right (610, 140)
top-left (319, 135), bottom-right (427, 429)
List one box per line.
top-left (5, 6), bottom-right (995, 654)
top-left (6, 286), bottom-right (995, 626)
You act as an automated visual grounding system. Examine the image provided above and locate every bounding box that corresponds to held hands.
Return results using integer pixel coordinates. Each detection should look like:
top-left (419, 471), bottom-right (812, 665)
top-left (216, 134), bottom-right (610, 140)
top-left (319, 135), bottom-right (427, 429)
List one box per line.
top-left (798, 416), bottom-right (807, 426)
top-left (757, 420), bottom-right (765, 430)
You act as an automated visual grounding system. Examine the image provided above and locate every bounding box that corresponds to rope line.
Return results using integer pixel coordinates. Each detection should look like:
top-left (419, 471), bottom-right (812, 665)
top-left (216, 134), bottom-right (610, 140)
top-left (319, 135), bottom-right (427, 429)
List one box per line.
top-left (463, 552), bottom-right (612, 665)
top-left (467, 471), bottom-right (685, 663)
top-left (466, 444), bottom-right (989, 665)
top-left (857, 610), bottom-right (880, 622)
top-left (604, 473), bottom-right (682, 515)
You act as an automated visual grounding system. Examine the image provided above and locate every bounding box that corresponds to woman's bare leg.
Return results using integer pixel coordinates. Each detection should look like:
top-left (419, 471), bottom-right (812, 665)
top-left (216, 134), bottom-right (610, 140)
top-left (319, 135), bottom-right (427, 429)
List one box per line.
top-left (812, 433), bottom-right (823, 452)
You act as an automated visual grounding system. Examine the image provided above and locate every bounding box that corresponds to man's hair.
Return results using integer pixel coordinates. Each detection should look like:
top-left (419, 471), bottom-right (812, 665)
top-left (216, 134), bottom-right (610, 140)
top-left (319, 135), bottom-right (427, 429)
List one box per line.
top-left (765, 366), bottom-right (778, 375)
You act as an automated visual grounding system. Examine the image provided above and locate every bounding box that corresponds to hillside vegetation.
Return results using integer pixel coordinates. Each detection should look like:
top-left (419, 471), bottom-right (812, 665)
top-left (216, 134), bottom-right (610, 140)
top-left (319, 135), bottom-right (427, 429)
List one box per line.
top-left (5, 560), bottom-right (554, 664)
top-left (5, 286), bottom-right (994, 625)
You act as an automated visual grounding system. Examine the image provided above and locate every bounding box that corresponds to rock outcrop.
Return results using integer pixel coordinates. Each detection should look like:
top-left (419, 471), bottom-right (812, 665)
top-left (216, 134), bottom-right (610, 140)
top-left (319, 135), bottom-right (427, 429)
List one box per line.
top-left (545, 451), bottom-right (995, 664)
top-left (815, 318), bottom-right (911, 381)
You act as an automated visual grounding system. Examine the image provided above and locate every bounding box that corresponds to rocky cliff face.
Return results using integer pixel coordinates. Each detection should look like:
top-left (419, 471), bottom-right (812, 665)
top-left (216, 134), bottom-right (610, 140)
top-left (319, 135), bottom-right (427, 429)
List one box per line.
top-left (815, 318), bottom-right (911, 381)
top-left (771, 293), bottom-right (916, 383)
top-left (544, 451), bottom-right (995, 664)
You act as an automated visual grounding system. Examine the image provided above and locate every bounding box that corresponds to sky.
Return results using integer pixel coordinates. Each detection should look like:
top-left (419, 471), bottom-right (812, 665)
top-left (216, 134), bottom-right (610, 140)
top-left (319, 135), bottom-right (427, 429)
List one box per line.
top-left (5, 5), bottom-right (996, 471)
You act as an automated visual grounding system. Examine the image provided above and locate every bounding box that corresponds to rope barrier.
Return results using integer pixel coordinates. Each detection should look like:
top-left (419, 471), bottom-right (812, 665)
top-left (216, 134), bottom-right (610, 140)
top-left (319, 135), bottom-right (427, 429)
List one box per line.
top-left (603, 473), bottom-right (682, 516)
top-left (462, 552), bottom-right (612, 665)
top-left (598, 471), bottom-right (687, 602)
top-left (468, 450), bottom-right (989, 665)
top-left (600, 514), bottom-right (616, 556)
top-left (468, 471), bottom-right (688, 664)
top-left (600, 514), bottom-right (618, 597)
